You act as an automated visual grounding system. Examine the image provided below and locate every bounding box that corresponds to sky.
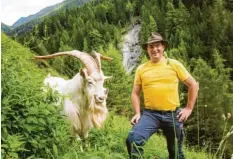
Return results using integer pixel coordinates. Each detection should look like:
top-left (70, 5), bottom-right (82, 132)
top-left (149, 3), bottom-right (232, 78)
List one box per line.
top-left (1, 0), bottom-right (64, 26)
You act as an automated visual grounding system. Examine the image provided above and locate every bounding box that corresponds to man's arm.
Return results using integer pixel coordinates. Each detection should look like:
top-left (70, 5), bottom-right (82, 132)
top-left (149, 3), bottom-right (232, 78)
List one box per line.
top-left (178, 75), bottom-right (199, 122)
top-left (130, 84), bottom-right (142, 125)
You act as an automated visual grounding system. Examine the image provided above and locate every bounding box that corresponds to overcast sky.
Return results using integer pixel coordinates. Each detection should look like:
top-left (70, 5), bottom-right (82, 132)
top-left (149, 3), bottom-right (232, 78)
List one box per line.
top-left (1, 0), bottom-right (64, 26)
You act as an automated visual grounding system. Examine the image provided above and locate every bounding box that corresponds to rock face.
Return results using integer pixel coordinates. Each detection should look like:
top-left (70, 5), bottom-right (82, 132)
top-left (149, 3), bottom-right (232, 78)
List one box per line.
top-left (122, 24), bottom-right (141, 73)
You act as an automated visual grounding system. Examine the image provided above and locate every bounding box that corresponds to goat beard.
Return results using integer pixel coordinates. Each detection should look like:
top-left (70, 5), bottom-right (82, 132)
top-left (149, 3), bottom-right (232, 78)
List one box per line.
top-left (89, 97), bottom-right (108, 128)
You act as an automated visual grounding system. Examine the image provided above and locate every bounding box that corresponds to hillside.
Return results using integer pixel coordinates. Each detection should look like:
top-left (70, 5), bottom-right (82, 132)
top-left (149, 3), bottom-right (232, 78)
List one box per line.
top-left (8, 0), bottom-right (233, 156)
top-left (1, 33), bottom-right (215, 158)
top-left (6, 0), bottom-right (91, 36)
top-left (1, 33), bottom-right (66, 158)
top-left (12, 3), bottom-right (62, 28)
top-left (1, 23), bottom-right (12, 34)
top-left (2, 0), bottom-right (233, 158)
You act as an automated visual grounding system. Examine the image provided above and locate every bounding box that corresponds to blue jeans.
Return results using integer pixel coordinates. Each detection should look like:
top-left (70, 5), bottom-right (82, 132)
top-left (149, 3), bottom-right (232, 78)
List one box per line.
top-left (126, 108), bottom-right (185, 159)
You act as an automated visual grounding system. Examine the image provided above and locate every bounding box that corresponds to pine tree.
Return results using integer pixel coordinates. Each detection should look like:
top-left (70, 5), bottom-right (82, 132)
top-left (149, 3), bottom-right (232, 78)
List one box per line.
top-left (186, 51), bottom-right (233, 151)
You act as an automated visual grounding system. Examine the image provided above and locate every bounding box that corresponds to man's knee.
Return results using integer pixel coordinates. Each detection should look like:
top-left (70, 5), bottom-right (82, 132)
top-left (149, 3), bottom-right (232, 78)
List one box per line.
top-left (126, 132), bottom-right (146, 146)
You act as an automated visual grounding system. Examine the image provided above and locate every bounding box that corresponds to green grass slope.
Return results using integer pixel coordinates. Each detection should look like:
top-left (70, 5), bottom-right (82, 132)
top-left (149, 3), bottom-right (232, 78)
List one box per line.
top-left (60, 113), bottom-right (212, 159)
top-left (1, 33), bottom-right (68, 158)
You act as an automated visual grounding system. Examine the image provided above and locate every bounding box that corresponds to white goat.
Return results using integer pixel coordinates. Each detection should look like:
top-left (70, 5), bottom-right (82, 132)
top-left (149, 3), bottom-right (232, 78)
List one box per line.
top-left (35, 50), bottom-right (112, 139)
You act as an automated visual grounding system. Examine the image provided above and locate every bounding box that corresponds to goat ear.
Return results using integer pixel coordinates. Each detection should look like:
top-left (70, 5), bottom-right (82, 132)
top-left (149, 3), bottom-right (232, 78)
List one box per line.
top-left (80, 69), bottom-right (88, 79)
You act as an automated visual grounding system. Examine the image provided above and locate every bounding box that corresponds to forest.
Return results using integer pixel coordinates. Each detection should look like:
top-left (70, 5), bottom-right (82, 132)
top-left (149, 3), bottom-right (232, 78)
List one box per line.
top-left (2, 0), bottom-right (233, 158)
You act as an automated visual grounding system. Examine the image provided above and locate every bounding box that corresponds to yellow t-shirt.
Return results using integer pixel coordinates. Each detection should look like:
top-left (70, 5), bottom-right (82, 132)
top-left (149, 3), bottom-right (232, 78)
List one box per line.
top-left (134, 58), bottom-right (190, 111)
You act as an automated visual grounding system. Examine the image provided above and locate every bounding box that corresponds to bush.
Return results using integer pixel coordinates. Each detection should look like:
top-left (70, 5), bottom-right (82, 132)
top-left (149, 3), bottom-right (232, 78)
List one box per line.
top-left (1, 33), bottom-right (68, 158)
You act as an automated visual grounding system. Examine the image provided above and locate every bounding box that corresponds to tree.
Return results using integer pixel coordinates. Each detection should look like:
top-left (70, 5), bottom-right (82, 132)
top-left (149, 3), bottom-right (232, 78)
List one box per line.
top-left (165, 2), bottom-right (190, 48)
top-left (126, 1), bottom-right (134, 23)
top-left (88, 29), bottom-right (105, 50)
top-left (186, 51), bottom-right (233, 153)
top-left (140, 5), bottom-right (158, 44)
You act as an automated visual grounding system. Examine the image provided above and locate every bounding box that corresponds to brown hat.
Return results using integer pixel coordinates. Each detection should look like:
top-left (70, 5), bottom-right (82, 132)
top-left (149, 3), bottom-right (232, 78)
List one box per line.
top-left (141, 33), bottom-right (169, 50)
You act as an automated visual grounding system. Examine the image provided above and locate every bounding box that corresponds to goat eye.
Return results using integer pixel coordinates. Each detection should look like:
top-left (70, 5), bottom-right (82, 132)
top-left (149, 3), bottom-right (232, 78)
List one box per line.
top-left (88, 81), bottom-right (93, 85)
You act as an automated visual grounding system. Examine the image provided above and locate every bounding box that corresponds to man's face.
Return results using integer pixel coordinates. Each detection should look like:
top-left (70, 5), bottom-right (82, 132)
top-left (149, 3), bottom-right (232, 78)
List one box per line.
top-left (147, 42), bottom-right (165, 63)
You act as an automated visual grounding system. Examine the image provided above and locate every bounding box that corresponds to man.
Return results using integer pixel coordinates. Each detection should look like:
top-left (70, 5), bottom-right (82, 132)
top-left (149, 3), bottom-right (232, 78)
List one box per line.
top-left (126, 33), bottom-right (198, 159)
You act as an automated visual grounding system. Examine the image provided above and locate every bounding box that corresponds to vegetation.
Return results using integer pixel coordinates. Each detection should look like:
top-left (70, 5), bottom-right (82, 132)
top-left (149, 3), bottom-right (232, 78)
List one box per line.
top-left (1, 23), bottom-right (12, 34)
top-left (2, 33), bottom-right (215, 158)
top-left (1, 33), bottom-right (68, 158)
top-left (2, 0), bottom-right (233, 158)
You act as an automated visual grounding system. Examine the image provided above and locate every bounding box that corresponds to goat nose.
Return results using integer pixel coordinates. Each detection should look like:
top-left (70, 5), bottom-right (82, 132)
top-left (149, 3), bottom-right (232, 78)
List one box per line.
top-left (96, 96), bottom-right (105, 102)
top-left (98, 96), bottom-right (105, 101)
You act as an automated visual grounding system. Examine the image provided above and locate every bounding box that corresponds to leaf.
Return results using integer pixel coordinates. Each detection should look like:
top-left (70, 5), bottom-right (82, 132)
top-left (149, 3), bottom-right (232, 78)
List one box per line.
top-left (8, 135), bottom-right (25, 150)
top-left (26, 155), bottom-right (35, 159)
top-left (29, 139), bottom-right (38, 145)
top-left (38, 118), bottom-right (46, 125)
top-left (1, 149), bottom-right (6, 158)
top-left (28, 107), bottom-right (38, 115)
top-left (30, 139), bottom-right (39, 148)
top-left (43, 109), bottom-right (51, 116)
top-left (1, 144), bottom-right (9, 148)
top-left (23, 124), bottom-right (34, 132)
top-left (53, 144), bottom-right (58, 157)
top-left (8, 152), bottom-right (19, 158)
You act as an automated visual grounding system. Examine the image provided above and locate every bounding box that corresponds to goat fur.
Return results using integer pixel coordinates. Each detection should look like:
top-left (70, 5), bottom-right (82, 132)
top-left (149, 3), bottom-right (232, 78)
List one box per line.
top-left (44, 68), bottom-right (108, 139)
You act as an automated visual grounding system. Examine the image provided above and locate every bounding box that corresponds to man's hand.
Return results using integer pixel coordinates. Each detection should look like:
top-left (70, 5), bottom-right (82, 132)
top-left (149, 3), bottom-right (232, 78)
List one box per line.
top-left (178, 107), bottom-right (192, 122)
top-left (131, 114), bottom-right (141, 125)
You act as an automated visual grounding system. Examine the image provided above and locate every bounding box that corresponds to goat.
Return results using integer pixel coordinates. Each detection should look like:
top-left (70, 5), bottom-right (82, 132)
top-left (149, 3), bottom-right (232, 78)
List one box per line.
top-left (35, 50), bottom-right (112, 139)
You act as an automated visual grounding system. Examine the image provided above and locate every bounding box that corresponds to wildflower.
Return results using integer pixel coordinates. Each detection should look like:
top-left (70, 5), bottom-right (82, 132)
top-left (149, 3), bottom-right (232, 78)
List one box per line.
top-left (227, 113), bottom-right (231, 119)
top-left (222, 114), bottom-right (226, 121)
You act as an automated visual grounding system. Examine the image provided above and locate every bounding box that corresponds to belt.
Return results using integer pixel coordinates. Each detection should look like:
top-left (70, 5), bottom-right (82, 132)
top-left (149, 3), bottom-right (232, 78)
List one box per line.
top-left (144, 107), bottom-right (179, 113)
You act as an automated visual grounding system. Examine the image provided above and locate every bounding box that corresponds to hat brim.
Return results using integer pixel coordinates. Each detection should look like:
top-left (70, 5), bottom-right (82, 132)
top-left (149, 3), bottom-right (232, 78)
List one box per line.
top-left (141, 40), bottom-right (169, 50)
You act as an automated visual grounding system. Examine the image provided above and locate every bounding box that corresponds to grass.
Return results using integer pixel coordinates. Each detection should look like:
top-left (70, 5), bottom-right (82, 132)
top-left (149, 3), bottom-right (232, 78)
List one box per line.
top-left (58, 113), bottom-right (211, 159)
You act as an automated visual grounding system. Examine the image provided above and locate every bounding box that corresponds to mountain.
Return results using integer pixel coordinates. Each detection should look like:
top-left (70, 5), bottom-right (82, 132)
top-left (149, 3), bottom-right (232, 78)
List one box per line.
top-left (12, 3), bottom-right (61, 28)
top-left (1, 23), bottom-right (12, 34)
top-left (8, 0), bottom-right (91, 36)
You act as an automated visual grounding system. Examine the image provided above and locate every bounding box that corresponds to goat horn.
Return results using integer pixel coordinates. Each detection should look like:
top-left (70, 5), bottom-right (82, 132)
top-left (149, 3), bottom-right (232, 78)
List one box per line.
top-left (93, 52), bottom-right (113, 71)
top-left (100, 55), bottom-right (113, 61)
top-left (35, 50), bottom-right (99, 75)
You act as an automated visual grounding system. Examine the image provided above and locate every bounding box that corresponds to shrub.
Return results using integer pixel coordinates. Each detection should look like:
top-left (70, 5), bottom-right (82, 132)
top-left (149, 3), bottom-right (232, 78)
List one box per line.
top-left (1, 33), bottom-right (68, 158)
